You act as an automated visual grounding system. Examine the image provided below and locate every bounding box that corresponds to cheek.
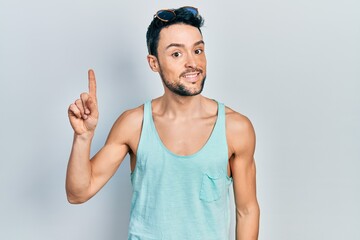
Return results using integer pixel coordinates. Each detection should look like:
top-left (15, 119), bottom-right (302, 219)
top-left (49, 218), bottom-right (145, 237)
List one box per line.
top-left (198, 55), bottom-right (207, 66)
top-left (159, 65), bottom-right (181, 79)
top-left (163, 62), bottom-right (183, 74)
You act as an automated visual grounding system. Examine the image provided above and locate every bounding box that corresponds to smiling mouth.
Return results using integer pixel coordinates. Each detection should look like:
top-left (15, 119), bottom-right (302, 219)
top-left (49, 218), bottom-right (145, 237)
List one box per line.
top-left (181, 72), bottom-right (201, 83)
top-left (183, 72), bottom-right (199, 78)
top-left (182, 73), bottom-right (200, 83)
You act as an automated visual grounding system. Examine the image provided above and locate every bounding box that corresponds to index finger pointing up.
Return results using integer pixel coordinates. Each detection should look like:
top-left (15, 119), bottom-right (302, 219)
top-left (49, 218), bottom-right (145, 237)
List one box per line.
top-left (88, 69), bottom-right (97, 99)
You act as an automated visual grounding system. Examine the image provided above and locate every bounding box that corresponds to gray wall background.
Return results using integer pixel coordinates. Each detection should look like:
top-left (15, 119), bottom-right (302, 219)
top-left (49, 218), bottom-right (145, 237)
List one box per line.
top-left (1, 0), bottom-right (359, 239)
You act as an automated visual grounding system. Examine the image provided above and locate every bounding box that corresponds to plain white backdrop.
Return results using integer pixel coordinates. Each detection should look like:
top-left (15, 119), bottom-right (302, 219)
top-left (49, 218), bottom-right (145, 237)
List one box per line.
top-left (0, 0), bottom-right (359, 239)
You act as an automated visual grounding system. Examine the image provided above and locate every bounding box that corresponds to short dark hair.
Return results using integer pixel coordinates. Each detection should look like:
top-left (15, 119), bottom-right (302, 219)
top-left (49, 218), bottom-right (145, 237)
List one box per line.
top-left (146, 7), bottom-right (204, 57)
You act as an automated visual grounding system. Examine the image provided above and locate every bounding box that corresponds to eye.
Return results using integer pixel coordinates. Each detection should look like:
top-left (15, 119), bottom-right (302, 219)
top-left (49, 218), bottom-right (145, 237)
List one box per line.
top-left (195, 49), bottom-right (203, 55)
top-left (172, 52), bottom-right (182, 58)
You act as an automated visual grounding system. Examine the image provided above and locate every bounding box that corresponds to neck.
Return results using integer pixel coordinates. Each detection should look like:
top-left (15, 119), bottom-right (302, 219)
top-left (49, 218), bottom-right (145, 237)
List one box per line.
top-left (155, 93), bottom-right (206, 119)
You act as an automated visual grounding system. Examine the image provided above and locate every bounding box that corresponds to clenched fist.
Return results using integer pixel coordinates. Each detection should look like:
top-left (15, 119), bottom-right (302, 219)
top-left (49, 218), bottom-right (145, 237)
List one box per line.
top-left (68, 69), bottom-right (99, 135)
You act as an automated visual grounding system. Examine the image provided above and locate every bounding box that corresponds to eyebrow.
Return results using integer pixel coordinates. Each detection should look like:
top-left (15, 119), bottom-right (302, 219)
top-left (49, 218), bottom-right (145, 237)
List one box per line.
top-left (165, 40), bottom-right (205, 50)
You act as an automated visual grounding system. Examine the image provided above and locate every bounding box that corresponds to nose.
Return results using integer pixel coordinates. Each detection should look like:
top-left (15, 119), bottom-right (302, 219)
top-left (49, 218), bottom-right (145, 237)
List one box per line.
top-left (185, 53), bottom-right (197, 68)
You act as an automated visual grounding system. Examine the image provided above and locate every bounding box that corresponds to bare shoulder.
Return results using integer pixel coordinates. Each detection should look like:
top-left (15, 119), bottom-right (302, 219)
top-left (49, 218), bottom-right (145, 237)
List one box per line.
top-left (225, 106), bottom-right (255, 135)
top-left (106, 104), bottom-right (144, 145)
top-left (225, 106), bottom-right (256, 154)
top-left (115, 105), bottom-right (144, 127)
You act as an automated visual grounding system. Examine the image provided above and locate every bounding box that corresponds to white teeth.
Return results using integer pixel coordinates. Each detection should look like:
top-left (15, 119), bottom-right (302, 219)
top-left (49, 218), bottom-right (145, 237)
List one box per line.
top-left (184, 73), bottom-right (198, 78)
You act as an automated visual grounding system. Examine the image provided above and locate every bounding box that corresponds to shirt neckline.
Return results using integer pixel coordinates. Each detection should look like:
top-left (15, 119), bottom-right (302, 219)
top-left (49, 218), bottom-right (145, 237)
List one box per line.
top-left (148, 100), bottom-right (221, 159)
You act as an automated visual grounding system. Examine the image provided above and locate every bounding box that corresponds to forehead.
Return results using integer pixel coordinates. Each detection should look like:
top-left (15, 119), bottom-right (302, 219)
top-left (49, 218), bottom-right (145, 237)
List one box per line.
top-left (158, 24), bottom-right (203, 48)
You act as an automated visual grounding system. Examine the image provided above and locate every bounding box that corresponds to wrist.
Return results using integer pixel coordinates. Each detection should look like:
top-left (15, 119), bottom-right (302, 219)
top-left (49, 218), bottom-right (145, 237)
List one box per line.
top-left (74, 131), bottom-right (95, 142)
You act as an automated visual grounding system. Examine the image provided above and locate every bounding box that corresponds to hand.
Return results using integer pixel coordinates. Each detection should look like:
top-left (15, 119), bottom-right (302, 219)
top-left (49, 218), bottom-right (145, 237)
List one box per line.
top-left (68, 69), bottom-right (99, 136)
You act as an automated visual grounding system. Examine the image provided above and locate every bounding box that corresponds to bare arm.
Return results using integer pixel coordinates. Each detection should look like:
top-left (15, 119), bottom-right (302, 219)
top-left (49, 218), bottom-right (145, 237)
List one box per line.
top-left (66, 70), bottom-right (131, 204)
top-left (66, 129), bottom-right (129, 204)
top-left (227, 110), bottom-right (260, 239)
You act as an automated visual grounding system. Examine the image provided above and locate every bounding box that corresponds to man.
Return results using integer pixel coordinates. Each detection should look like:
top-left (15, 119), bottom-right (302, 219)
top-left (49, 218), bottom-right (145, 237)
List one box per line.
top-left (66, 6), bottom-right (259, 240)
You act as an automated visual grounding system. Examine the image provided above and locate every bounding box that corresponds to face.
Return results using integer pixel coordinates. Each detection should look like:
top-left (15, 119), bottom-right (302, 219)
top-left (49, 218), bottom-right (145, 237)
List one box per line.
top-left (148, 24), bottom-right (207, 96)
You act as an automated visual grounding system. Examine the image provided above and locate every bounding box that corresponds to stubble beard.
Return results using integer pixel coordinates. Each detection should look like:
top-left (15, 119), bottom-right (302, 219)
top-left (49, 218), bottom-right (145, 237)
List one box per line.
top-left (159, 69), bottom-right (206, 97)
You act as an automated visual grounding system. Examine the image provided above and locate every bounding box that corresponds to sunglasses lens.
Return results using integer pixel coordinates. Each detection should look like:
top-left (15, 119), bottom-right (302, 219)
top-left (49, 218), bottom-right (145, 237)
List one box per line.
top-left (155, 7), bottom-right (198, 22)
top-left (183, 7), bottom-right (198, 16)
top-left (157, 10), bottom-right (175, 21)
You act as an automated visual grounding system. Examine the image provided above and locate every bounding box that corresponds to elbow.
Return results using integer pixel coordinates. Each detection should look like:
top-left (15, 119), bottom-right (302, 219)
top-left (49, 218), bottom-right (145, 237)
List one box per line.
top-left (66, 190), bottom-right (90, 204)
top-left (67, 196), bottom-right (87, 204)
top-left (236, 202), bottom-right (260, 219)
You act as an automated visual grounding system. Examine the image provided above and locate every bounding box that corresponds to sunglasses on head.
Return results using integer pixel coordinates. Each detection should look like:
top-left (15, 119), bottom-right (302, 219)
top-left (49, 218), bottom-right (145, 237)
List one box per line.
top-left (154, 6), bottom-right (198, 22)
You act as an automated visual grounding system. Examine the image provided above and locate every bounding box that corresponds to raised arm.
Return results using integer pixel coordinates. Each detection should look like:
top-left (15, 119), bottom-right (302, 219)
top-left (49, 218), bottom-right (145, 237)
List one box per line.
top-left (66, 69), bottom-right (131, 204)
top-left (227, 110), bottom-right (260, 240)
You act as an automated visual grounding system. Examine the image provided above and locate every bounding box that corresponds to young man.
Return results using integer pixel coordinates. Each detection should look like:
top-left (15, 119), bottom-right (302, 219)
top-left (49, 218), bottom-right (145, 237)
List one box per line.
top-left (66, 6), bottom-right (259, 240)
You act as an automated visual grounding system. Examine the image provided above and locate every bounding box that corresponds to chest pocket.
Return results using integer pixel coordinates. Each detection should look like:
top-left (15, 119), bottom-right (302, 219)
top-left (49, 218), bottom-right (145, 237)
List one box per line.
top-left (199, 171), bottom-right (225, 202)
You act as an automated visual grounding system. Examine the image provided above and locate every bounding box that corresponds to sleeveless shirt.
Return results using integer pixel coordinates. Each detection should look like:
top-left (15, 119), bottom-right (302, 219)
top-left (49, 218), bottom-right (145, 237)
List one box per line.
top-left (128, 100), bottom-right (233, 240)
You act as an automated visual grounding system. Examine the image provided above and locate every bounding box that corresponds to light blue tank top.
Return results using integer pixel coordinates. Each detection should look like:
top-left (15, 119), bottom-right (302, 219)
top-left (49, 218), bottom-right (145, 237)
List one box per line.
top-left (128, 100), bottom-right (233, 240)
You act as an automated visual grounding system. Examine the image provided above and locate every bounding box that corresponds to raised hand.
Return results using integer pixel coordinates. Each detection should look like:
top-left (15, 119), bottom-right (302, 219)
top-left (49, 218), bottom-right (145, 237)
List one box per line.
top-left (68, 69), bottom-right (99, 136)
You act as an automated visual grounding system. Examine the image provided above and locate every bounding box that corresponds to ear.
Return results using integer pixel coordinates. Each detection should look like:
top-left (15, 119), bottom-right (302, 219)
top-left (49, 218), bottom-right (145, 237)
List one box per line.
top-left (147, 55), bottom-right (160, 72)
